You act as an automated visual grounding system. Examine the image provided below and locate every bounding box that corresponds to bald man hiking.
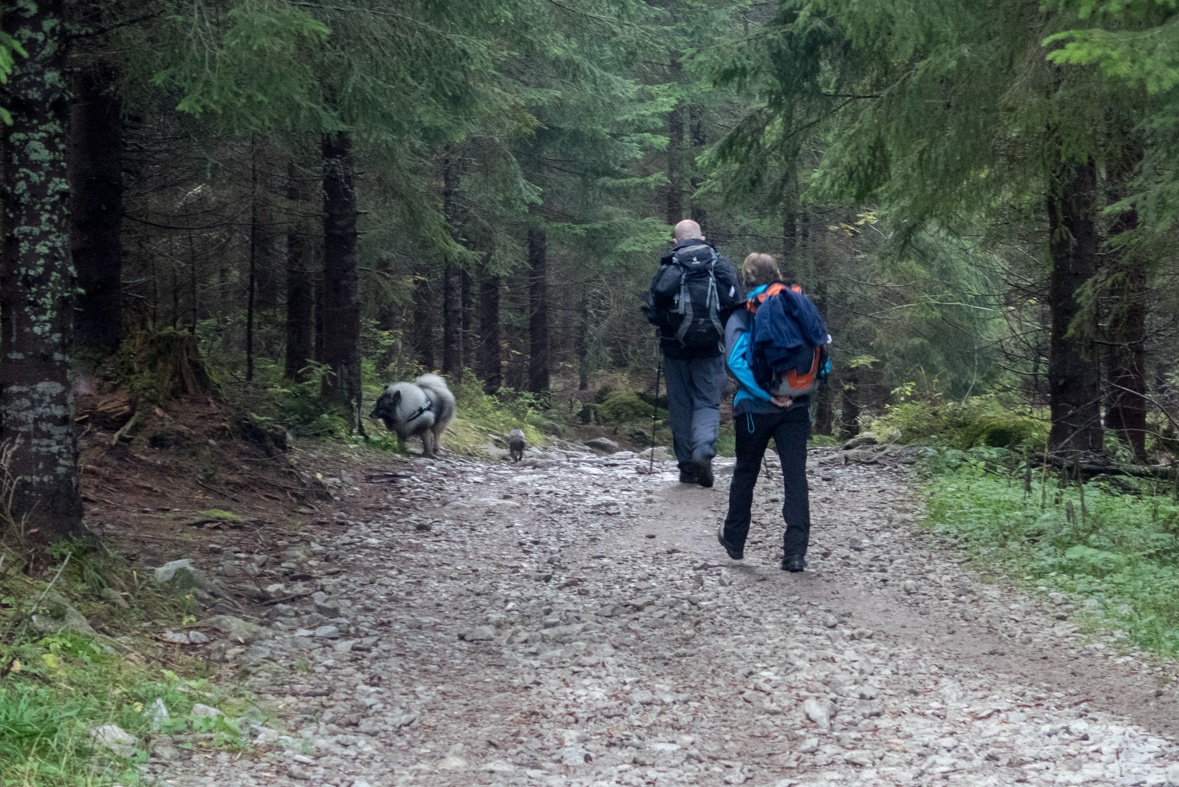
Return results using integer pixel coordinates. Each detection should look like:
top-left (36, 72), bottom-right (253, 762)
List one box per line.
top-left (642, 220), bottom-right (741, 487)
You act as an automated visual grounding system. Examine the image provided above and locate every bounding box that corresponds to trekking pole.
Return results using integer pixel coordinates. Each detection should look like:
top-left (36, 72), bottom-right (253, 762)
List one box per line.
top-left (650, 359), bottom-right (662, 474)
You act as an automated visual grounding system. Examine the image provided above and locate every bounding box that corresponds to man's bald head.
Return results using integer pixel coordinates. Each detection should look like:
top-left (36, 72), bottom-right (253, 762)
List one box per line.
top-left (673, 219), bottom-right (704, 242)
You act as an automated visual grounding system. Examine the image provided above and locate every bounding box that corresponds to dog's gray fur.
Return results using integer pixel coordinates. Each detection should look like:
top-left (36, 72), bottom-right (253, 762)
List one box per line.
top-left (369, 373), bottom-right (456, 458)
top-left (508, 429), bottom-right (526, 463)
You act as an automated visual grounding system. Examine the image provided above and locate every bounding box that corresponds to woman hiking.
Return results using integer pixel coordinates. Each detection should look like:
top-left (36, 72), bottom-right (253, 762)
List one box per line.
top-left (716, 253), bottom-right (828, 572)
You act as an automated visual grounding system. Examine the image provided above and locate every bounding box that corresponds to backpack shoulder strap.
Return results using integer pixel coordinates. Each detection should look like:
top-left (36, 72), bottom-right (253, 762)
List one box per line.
top-left (746, 282), bottom-right (790, 313)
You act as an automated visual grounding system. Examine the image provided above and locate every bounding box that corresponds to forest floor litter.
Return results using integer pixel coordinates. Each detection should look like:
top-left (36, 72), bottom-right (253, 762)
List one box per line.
top-left (128, 443), bottom-right (1179, 787)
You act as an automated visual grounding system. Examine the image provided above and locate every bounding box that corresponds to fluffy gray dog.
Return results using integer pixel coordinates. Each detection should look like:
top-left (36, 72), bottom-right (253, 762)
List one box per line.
top-left (508, 429), bottom-right (526, 463)
top-left (369, 373), bottom-right (456, 458)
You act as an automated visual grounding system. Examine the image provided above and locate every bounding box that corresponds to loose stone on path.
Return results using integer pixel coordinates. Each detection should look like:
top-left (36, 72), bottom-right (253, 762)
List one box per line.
top-left (151, 446), bottom-right (1179, 787)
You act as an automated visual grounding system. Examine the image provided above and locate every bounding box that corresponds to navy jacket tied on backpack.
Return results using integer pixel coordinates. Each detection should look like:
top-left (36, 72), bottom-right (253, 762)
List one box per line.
top-left (751, 287), bottom-right (828, 377)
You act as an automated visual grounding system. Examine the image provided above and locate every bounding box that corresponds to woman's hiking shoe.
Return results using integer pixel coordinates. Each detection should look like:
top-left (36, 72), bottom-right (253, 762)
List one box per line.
top-left (717, 524), bottom-right (743, 560)
top-left (781, 554), bottom-right (806, 572)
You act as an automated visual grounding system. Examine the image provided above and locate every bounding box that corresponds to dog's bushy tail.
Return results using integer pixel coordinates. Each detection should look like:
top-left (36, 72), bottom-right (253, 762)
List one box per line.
top-left (416, 373), bottom-right (448, 391)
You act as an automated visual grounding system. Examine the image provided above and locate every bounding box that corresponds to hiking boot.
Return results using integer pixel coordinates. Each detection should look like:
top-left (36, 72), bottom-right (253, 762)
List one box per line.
top-left (781, 554), bottom-right (806, 573)
top-left (717, 523), bottom-right (743, 560)
top-left (679, 468), bottom-right (699, 484)
top-left (694, 458), bottom-right (714, 489)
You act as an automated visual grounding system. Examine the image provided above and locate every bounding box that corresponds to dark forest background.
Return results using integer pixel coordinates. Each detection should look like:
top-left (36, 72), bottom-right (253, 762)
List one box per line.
top-left (5, 0), bottom-right (1179, 541)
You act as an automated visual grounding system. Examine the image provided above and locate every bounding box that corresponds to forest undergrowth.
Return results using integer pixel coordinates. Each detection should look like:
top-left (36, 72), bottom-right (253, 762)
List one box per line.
top-left (920, 448), bottom-right (1179, 659)
top-left (0, 546), bottom-right (252, 787)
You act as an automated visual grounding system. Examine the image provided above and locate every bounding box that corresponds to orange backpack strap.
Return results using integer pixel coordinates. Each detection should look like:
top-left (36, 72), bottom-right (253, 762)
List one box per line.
top-left (746, 282), bottom-right (790, 312)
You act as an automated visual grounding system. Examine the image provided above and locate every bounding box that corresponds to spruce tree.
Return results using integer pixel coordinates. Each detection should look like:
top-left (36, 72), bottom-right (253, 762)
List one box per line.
top-left (711, 0), bottom-right (1140, 455)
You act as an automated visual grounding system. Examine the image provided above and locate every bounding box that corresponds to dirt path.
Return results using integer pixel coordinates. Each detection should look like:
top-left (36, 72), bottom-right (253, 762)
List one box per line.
top-left (156, 446), bottom-right (1179, 787)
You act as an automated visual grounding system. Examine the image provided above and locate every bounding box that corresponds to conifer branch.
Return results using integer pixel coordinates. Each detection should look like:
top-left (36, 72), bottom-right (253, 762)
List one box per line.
top-left (68, 12), bottom-right (164, 41)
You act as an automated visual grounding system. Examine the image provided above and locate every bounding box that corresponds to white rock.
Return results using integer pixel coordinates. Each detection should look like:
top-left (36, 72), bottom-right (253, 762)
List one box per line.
top-left (145, 698), bottom-right (169, 732)
top-left (89, 725), bottom-right (141, 758)
top-left (461, 626), bottom-right (496, 641)
top-left (482, 760), bottom-right (515, 772)
top-left (803, 698), bottom-right (831, 729)
top-left (191, 703), bottom-right (223, 719)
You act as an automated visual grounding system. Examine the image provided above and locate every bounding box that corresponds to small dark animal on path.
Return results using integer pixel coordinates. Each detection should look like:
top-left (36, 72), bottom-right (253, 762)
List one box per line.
top-left (509, 429), bottom-right (526, 462)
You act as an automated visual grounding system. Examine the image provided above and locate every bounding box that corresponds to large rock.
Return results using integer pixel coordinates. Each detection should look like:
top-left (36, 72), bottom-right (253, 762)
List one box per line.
top-left (584, 437), bottom-right (620, 454)
top-left (89, 724), bottom-right (141, 758)
top-left (153, 560), bottom-right (220, 594)
top-left (638, 446), bottom-right (673, 463)
top-left (843, 433), bottom-right (879, 449)
top-left (196, 615), bottom-right (271, 644)
top-left (30, 592), bottom-right (98, 639)
top-left (803, 698), bottom-right (832, 729)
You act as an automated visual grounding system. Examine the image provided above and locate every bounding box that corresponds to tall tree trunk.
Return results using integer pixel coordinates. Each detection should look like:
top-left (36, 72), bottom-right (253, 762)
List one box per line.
top-left (461, 269), bottom-right (474, 375)
top-left (478, 254), bottom-right (501, 394)
top-left (442, 153), bottom-right (464, 379)
top-left (576, 290), bottom-right (590, 391)
top-left (412, 272), bottom-right (435, 370)
top-left (246, 140), bottom-right (259, 381)
top-left (321, 132), bottom-right (361, 424)
top-left (689, 103), bottom-right (706, 227)
top-left (528, 227), bottom-right (550, 394)
top-left (666, 58), bottom-right (684, 226)
top-left (1046, 158), bottom-right (1103, 455)
top-left (285, 161), bottom-right (314, 381)
top-left (840, 371), bottom-right (860, 439)
top-left (1104, 141), bottom-right (1148, 460)
top-left (313, 268), bottom-right (325, 365)
top-left (782, 169), bottom-right (799, 283)
top-left (188, 231), bottom-right (198, 331)
top-left (70, 64), bottom-right (123, 358)
top-left (811, 273), bottom-right (834, 435)
top-left (443, 265), bottom-right (463, 378)
top-left (1, 0), bottom-right (86, 543)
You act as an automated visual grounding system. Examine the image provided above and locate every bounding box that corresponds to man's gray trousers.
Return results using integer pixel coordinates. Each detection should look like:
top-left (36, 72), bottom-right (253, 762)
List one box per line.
top-left (662, 354), bottom-right (726, 469)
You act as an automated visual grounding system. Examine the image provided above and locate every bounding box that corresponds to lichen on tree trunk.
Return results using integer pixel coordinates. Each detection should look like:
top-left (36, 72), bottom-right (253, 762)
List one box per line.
top-left (1, 0), bottom-right (86, 543)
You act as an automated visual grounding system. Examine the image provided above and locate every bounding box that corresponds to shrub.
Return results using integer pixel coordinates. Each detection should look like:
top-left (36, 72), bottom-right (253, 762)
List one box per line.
top-left (873, 396), bottom-right (1046, 451)
top-left (597, 391), bottom-right (658, 424)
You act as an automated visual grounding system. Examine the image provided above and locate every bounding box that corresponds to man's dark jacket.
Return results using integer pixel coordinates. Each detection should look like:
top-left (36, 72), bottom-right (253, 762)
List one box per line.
top-left (643, 238), bottom-right (741, 360)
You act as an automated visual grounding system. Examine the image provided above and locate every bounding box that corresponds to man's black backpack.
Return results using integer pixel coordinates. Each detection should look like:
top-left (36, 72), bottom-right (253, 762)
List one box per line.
top-left (642, 242), bottom-right (739, 350)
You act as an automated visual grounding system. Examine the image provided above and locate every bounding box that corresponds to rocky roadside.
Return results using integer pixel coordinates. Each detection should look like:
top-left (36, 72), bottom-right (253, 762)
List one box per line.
top-left (148, 444), bottom-right (1179, 787)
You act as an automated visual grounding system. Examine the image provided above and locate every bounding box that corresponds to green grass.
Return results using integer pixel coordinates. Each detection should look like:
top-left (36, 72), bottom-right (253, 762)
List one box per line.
top-left (0, 554), bottom-right (252, 786)
top-left (922, 447), bottom-right (1179, 656)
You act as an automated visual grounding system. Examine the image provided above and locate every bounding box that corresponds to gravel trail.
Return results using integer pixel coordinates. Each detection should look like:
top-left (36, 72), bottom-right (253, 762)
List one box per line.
top-left (158, 446), bottom-right (1179, 787)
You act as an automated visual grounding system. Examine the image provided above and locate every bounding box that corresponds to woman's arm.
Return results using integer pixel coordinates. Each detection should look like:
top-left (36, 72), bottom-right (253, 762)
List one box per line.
top-left (727, 328), bottom-right (774, 402)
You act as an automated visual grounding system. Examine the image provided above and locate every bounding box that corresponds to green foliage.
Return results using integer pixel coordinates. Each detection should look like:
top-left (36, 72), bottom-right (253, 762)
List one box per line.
top-left (872, 397), bottom-right (1047, 451)
top-left (0, 553), bottom-right (252, 785)
top-left (247, 360), bottom-right (350, 439)
top-left (0, 31), bottom-right (25, 125)
top-left (924, 455), bottom-right (1179, 655)
top-left (715, 420), bottom-right (736, 458)
top-left (596, 391), bottom-right (661, 424)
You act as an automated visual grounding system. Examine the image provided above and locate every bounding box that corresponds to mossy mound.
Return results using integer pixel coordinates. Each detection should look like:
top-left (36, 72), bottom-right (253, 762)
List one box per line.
top-left (597, 391), bottom-right (658, 424)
